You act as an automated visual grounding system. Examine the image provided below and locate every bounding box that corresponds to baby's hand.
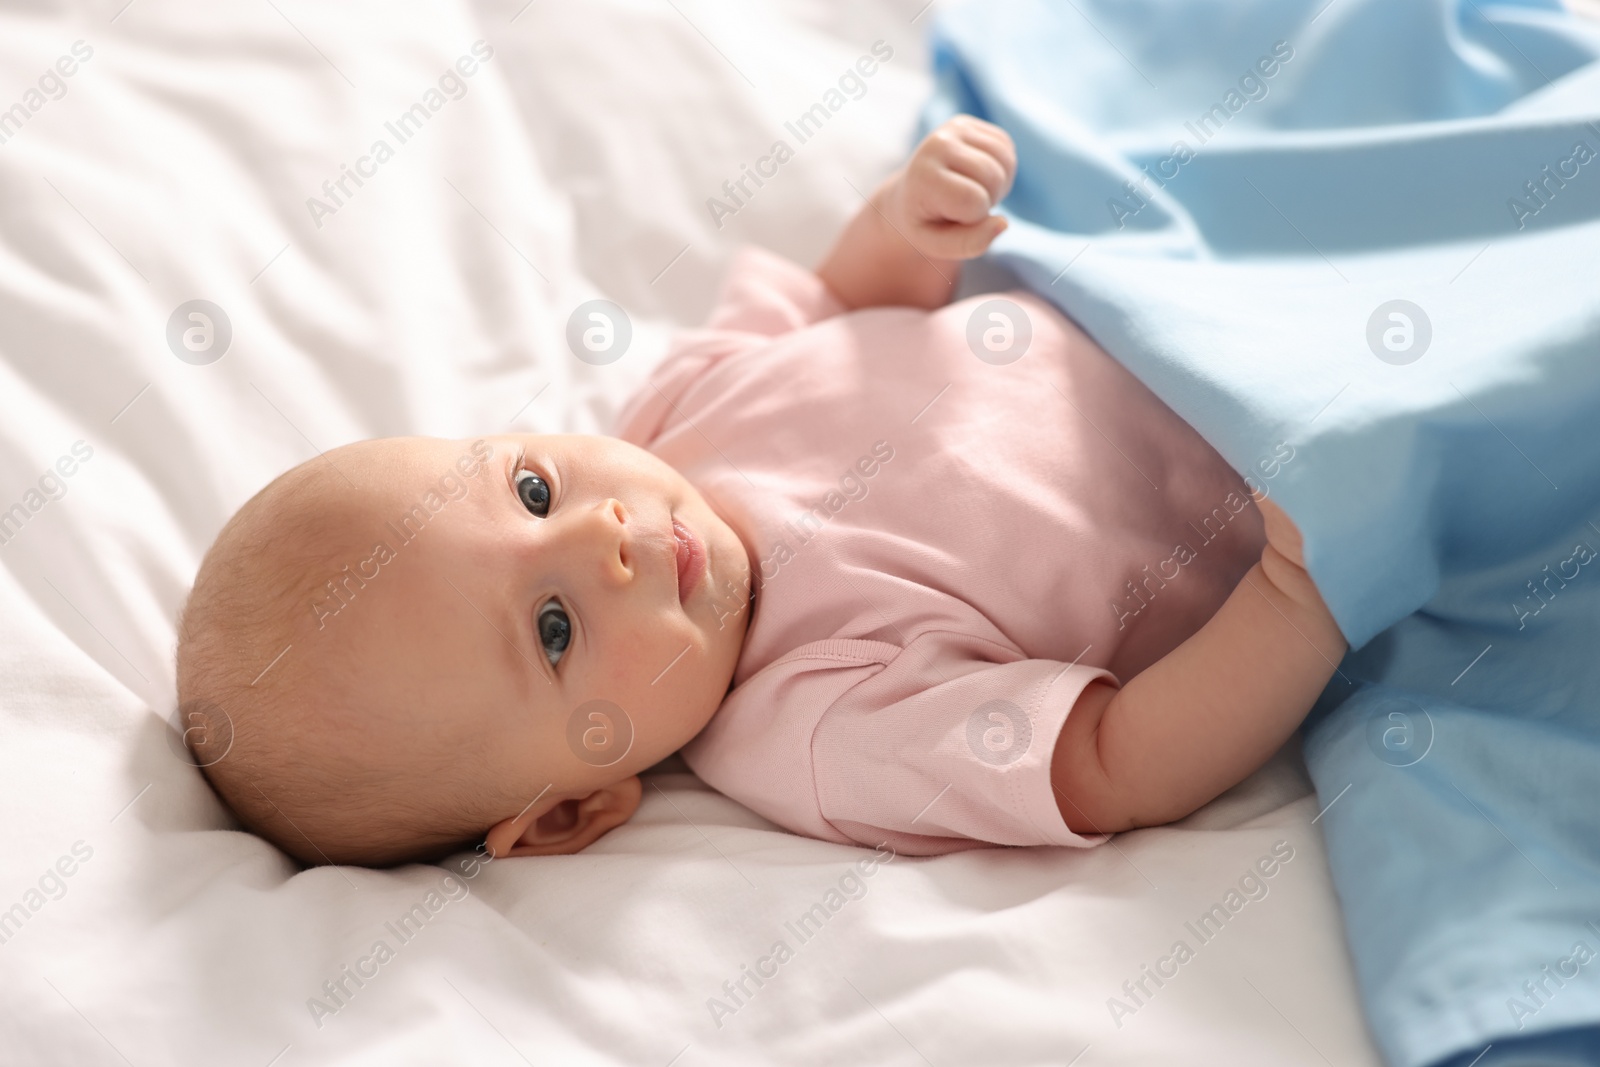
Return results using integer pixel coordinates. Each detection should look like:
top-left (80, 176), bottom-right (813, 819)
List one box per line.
top-left (818, 115), bottom-right (1016, 309)
top-left (891, 115), bottom-right (1016, 260)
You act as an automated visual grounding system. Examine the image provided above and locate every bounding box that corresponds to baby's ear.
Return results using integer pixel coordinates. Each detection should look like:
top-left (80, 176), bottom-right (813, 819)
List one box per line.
top-left (484, 776), bottom-right (642, 858)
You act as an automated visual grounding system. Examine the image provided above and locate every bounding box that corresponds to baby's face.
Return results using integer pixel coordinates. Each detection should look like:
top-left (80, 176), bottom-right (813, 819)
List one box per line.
top-left (311, 434), bottom-right (753, 856)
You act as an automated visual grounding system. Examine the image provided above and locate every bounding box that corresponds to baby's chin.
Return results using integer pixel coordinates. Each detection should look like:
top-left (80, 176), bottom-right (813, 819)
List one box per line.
top-left (697, 495), bottom-right (753, 585)
top-left (700, 515), bottom-right (757, 635)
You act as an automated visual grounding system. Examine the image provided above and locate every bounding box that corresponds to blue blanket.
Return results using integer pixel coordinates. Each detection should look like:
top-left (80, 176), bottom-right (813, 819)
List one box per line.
top-left (924, 2), bottom-right (1600, 1063)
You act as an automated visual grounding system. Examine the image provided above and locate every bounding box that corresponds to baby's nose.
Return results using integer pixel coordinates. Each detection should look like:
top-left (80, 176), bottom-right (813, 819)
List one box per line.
top-left (595, 498), bottom-right (632, 581)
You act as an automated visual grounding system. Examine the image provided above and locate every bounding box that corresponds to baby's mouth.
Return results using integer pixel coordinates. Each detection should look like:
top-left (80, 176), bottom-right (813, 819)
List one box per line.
top-left (672, 517), bottom-right (706, 602)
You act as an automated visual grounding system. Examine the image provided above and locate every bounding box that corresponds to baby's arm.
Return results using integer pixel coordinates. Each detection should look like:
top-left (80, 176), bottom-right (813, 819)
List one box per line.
top-left (1051, 497), bottom-right (1349, 833)
top-left (817, 116), bottom-right (1016, 311)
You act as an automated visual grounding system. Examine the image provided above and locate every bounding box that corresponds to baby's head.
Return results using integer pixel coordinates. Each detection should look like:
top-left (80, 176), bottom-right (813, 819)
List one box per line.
top-left (176, 435), bottom-right (753, 867)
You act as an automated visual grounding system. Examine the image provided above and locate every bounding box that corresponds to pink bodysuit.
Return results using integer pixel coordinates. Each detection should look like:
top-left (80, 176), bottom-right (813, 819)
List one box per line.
top-left (615, 248), bottom-right (1265, 855)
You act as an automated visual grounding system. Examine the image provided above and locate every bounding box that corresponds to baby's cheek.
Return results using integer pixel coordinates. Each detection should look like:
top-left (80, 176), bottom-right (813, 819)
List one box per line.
top-left (598, 622), bottom-right (674, 699)
top-left (612, 624), bottom-right (719, 742)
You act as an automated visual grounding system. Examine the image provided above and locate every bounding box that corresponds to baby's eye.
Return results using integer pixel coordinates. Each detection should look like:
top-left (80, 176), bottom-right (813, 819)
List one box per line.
top-left (516, 469), bottom-right (551, 517)
top-left (537, 599), bottom-right (570, 667)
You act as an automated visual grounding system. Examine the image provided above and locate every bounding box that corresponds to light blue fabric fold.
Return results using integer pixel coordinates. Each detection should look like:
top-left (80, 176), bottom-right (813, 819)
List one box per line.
top-left (923, 2), bottom-right (1600, 1063)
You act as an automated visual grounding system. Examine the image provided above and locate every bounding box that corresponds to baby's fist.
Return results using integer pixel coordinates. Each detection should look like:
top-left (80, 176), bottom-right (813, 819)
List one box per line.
top-left (893, 115), bottom-right (1016, 260)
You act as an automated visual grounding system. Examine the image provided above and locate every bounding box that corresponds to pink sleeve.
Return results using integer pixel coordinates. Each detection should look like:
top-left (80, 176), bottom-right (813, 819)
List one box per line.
top-left (811, 631), bottom-right (1117, 855)
top-left (684, 633), bottom-right (1118, 857)
top-left (612, 247), bottom-right (845, 447)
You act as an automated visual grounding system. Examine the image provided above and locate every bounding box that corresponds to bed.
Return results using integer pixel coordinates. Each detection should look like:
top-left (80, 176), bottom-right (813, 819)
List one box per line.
top-left (0, 1), bottom-right (1383, 1063)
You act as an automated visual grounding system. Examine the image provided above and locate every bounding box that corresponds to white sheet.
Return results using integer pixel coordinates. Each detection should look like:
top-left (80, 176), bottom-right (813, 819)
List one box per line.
top-left (0, 1), bottom-right (1382, 1063)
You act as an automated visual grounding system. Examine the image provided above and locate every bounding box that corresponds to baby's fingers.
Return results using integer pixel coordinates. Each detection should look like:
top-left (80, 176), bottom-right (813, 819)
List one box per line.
top-left (942, 115), bottom-right (1015, 156)
top-left (926, 134), bottom-right (1013, 207)
top-left (913, 214), bottom-right (1009, 260)
top-left (912, 166), bottom-right (996, 225)
top-left (895, 115), bottom-right (1017, 260)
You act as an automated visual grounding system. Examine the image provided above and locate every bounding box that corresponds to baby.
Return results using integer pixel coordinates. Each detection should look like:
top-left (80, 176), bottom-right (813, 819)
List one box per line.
top-left (176, 117), bottom-right (1347, 867)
